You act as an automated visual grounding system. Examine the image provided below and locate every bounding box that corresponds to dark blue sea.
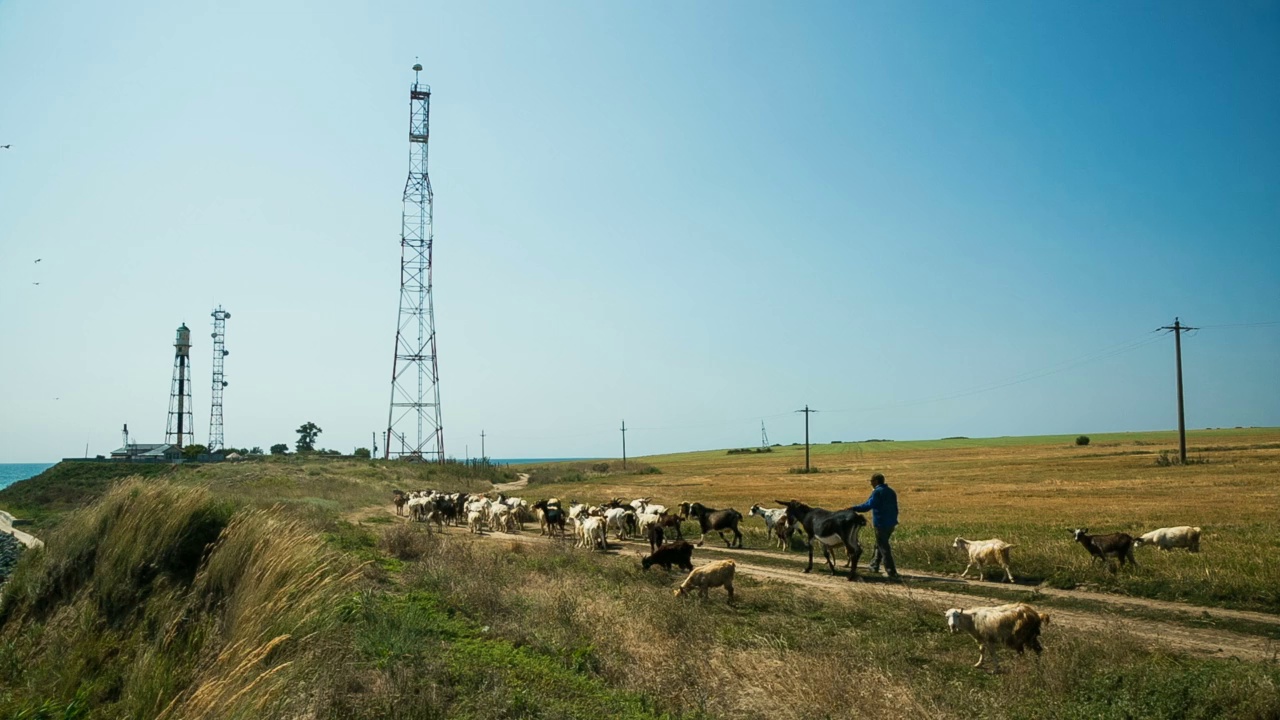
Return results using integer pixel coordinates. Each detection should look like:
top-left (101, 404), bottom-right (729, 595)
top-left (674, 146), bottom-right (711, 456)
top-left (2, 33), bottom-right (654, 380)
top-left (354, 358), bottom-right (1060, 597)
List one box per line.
top-left (0, 464), bottom-right (55, 492)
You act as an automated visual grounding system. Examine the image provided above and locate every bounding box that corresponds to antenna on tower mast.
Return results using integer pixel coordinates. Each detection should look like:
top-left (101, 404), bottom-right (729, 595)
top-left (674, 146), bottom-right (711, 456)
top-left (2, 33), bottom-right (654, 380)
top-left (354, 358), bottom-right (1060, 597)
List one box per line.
top-left (209, 307), bottom-right (230, 451)
top-left (386, 61), bottom-right (444, 461)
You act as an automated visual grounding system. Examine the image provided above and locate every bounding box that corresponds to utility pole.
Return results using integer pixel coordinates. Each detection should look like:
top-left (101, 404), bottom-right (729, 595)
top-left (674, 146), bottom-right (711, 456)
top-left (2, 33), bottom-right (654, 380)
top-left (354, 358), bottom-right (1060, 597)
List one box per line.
top-left (372, 431), bottom-right (378, 458)
top-left (621, 420), bottom-right (627, 470)
top-left (1159, 317), bottom-right (1197, 464)
top-left (480, 430), bottom-right (486, 462)
top-left (796, 405), bottom-right (816, 472)
top-left (761, 420), bottom-right (770, 449)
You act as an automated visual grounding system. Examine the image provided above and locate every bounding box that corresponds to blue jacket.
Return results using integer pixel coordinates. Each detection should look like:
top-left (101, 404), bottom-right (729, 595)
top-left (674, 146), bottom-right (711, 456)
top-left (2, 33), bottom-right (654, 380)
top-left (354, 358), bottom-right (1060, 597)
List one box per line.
top-left (852, 484), bottom-right (898, 528)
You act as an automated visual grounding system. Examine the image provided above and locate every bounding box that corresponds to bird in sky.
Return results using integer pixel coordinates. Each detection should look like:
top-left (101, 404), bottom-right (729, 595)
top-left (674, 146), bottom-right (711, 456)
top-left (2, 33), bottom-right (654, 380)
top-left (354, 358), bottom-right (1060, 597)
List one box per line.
top-left (32, 282), bottom-right (40, 285)
top-left (34, 258), bottom-right (41, 263)
top-left (1, 145), bottom-right (11, 149)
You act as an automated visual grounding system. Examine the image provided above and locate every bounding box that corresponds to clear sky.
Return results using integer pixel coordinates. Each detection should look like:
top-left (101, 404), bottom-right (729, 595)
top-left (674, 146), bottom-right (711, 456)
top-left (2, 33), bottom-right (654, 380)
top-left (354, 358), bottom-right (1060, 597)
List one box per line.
top-left (1, 1), bottom-right (1277, 463)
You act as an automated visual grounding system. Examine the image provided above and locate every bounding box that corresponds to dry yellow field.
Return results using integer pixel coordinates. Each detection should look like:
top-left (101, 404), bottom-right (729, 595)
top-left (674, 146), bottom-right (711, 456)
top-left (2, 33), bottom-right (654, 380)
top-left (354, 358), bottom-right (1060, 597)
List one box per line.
top-left (528, 428), bottom-right (1280, 611)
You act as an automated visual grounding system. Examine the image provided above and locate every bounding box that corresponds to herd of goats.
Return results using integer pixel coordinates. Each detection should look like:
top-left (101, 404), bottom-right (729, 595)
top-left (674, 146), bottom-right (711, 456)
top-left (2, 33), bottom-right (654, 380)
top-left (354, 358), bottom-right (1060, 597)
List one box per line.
top-left (390, 488), bottom-right (1204, 670)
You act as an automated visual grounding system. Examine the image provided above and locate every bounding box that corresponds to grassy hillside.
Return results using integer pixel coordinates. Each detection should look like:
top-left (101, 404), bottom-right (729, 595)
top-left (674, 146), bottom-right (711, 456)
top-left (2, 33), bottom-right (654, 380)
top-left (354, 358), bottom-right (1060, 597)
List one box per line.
top-left (2, 437), bottom-right (1279, 718)
top-left (3, 472), bottom-right (1278, 719)
top-left (524, 427), bottom-right (1280, 612)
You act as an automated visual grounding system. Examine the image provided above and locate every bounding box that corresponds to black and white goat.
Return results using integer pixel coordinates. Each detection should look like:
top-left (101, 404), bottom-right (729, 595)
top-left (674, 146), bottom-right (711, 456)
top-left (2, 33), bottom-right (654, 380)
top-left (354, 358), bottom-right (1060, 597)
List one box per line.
top-left (776, 499), bottom-right (866, 581)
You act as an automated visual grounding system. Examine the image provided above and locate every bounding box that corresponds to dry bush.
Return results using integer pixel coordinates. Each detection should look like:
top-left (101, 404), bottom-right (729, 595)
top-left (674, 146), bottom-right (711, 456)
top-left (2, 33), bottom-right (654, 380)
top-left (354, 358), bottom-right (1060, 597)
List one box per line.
top-left (380, 522), bottom-right (432, 561)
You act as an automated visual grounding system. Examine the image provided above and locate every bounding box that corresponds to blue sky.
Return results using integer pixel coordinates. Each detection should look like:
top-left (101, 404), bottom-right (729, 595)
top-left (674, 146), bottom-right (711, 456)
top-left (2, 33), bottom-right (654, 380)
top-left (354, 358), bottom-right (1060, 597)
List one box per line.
top-left (1, 1), bottom-right (1277, 462)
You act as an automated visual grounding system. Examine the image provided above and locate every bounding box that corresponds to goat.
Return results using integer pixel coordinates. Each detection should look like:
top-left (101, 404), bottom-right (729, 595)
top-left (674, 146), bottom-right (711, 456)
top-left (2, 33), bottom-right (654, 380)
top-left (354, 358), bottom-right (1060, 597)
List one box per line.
top-left (392, 490), bottom-right (408, 516)
top-left (467, 509), bottom-right (486, 535)
top-left (533, 499), bottom-right (567, 538)
top-left (646, 523), bottom-right (665, 553)
top-left (642, 541), bottom-right (695, 572)
top-left (1072, 528), bottom-right (1136, 567)
top-left (674, 559), bottom-right (736, 601)
top-left (681, 502), bottom-right (744, 548)
top-left (604, 507), bottom-right (636, 540)
top-left (576, 515), bottom-right (607, 552)
top-left (952, 538), bottom-right (1017, 583)
top-left (750, 504), bottom-right (793, 551)
top-left (945, 603), bottom-right (1049, 671)
top-left (1136, 526), bottom-right (1201, 552)
top-left (776, 499), bottom-right (866, 581)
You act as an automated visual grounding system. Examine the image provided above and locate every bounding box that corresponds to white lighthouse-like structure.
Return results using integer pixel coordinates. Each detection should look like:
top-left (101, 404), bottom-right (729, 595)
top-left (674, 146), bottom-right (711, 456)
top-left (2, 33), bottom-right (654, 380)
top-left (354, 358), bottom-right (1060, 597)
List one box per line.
top-left (165, 323), bottom-right (195, 449)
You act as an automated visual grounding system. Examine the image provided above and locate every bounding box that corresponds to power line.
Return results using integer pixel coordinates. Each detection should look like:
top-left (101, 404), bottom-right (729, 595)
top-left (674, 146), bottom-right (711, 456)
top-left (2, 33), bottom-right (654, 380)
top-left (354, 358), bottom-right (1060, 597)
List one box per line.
top-left (1195, 321), bottom-right (1280, 329)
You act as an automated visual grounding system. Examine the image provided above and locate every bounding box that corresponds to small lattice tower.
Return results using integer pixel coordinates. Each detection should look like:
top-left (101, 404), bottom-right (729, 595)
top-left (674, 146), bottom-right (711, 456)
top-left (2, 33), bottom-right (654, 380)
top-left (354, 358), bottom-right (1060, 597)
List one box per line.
top-left (386, 62), bottom-right (444, 461)
top-left (208, 306), bottom-right (230, 451)
top-left (165, 323), bottom-right (195, 449)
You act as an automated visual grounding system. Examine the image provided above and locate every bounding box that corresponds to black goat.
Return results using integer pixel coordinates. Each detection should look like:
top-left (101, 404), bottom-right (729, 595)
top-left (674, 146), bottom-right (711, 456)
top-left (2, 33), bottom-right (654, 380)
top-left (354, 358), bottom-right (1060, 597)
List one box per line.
top-left (776, 499), bottom-right (867, 581)
top-left (1072, 528), bottom-right (1136, 567)
top-left (646, 524), bottom-right (665, 553)
top-left (641, 541), bottom-right (695, 572)
top-left (681, 502), bottom-right (744, 548)
top-left (533, 500), bottom-right (567, 538)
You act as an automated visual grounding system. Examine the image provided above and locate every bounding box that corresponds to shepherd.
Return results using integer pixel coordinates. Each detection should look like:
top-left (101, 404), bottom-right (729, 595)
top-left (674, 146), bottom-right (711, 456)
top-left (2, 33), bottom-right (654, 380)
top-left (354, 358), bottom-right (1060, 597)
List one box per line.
top-left (852, 472), bottom-right (899, 579)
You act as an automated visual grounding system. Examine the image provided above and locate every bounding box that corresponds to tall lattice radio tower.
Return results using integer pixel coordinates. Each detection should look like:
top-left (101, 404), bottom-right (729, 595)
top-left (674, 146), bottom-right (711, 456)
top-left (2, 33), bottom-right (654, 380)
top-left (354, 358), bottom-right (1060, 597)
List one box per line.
top-left (165, 323), bottom-right (195, 449)
top-left (208, 306), bottom-right (230, 451)
top-left (386, 62), bottom-right (444, 461)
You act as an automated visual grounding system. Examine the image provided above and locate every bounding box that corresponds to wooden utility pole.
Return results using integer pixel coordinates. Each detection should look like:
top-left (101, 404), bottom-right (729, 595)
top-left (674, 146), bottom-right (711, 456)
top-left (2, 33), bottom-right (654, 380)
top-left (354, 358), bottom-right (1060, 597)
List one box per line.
top-left (796, 405), bottom-right (817, 472)
top-left (621, 420), bottom-right (627, 470)
top-left (1159, 318), bottom-right (1196, 464)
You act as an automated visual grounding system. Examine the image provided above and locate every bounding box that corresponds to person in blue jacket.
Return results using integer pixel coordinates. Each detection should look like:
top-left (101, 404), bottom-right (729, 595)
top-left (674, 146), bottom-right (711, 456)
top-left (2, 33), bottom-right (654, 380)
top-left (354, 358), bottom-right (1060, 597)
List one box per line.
top-left (851, 472), bottom-right (899, 579)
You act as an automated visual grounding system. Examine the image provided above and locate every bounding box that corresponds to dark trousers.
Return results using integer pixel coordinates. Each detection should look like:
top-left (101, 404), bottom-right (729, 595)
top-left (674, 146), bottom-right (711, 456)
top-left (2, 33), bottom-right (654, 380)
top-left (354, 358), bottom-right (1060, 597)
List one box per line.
top-left (868, 525), bottom-right (896, 574)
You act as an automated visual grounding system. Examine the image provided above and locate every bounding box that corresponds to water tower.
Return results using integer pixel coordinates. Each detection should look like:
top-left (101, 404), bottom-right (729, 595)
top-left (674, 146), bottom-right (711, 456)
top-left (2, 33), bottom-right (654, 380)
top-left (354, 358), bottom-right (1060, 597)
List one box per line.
top-left (165, 323), bottom-right (195, 449)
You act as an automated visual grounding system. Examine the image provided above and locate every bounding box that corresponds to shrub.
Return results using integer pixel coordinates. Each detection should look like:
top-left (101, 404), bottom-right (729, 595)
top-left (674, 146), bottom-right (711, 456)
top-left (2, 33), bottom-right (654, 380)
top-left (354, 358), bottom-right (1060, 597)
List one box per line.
top-left (591, 462), bottom-right (611, 473)
top-left (788, 466), bottom-right (822, 474)
top-left (353, 448), bottom-right (372, 459)
top-left (270, 443), bottom-right (289, 455)
top-left (1076, 435), bottom-right (1091, 446)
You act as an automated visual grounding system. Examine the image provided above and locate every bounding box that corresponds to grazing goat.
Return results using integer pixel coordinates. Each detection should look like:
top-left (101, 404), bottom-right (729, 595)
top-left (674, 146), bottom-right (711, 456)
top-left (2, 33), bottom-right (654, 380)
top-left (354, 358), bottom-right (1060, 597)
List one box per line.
top-left (681, 502), bottom-right (744, 548)
top-left (952, 538), bottom-right (1017, 583)
top-left (945, 603), bottom-right (1049, 671)
top-left (776, 500), bottom-right (866, 581)
top-left (750, 504), bottom-right (793, 551)
top-left (642, 541), bottom-right (695, 572)
top-left (1072, 528), bottom-right (1136, 567)
top-left (674, 559), bottom-right (736, 601)
top-left (1136, 526), bottom-right (1201, 552)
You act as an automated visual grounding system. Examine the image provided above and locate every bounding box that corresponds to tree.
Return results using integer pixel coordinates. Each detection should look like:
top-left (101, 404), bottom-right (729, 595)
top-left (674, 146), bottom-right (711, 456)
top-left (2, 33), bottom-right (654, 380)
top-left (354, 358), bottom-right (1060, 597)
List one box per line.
top-left (1076, 435), bottom-right (1091, 446)
top-left (296, 422), bottom-right (322, 452)
top-left (249, 446), bottom-right (264, 455)
top-left (270, 443), bottom-right (289, 455)
top-left (353, 447), bottom-right (371, 459)
top-left (182, 444), bottom-right (208, 460)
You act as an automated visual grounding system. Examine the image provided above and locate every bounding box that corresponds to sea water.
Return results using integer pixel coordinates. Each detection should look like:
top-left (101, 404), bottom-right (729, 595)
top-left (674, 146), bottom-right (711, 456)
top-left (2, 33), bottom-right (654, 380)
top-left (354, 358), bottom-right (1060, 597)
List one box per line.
top-left (0, 464), bottom-right (55, 492)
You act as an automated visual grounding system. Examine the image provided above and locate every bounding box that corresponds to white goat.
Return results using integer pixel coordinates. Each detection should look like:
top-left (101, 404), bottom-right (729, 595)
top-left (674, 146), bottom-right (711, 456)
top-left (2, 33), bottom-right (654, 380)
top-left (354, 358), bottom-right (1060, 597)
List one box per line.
top-left (944, 603), bottom-right (1049, 671)
top-left (1136, 526), bottom-right (1201, 552)
top-left (952, 537), bottom-right (1017, 583)
top-left (674, 559), bottom-right (736, 601)
top-left (467, 509), bottom-right (486, 534)
top-left (576, 516), bottom-right (607, 552)
top-left (750, 504), bottom-right (791, 550)
top-left (604, 507), bottom-right (634, 540)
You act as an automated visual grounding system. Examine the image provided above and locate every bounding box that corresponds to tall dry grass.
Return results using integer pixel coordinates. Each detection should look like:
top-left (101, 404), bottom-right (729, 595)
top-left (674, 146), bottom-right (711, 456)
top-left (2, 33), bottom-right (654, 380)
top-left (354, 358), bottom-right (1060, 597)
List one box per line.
top-left (0, 479), bottom-right (361, 719)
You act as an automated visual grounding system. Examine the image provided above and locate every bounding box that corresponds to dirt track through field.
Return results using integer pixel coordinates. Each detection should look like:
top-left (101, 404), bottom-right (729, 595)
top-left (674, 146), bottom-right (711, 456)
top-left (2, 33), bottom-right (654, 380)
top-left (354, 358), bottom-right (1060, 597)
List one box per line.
top-left (374, 475), bottom-right (1278, 663)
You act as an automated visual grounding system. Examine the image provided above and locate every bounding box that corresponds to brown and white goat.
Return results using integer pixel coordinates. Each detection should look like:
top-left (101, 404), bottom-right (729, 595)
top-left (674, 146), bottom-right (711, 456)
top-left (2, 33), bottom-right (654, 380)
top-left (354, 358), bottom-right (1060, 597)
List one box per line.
top-left (944, 603), bottom-right (1049, 671)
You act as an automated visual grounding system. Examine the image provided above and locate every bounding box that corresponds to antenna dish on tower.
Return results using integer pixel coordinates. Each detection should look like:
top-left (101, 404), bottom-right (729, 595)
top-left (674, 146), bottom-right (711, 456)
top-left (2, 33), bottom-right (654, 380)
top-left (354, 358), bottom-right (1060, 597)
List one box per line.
top-left (412, 63), bottom-right (423, 72)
